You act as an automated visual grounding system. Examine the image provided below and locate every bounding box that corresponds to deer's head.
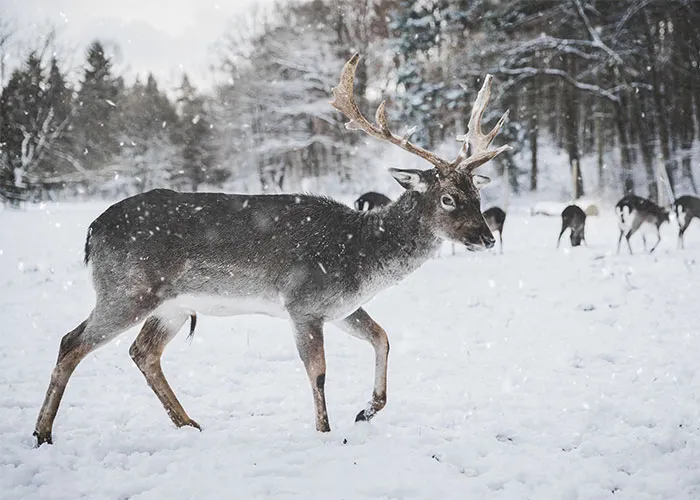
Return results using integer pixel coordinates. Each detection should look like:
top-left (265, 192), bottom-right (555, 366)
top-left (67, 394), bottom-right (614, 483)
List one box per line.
top-left (331, 54), bottom-right (511, 251)
top-left (387, 167), bottom-right (494, 249)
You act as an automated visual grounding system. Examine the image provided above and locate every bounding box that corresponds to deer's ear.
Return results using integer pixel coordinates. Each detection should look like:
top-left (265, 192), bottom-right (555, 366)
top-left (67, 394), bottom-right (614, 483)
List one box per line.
top-left (389, 168), bottom-right (429, 193)
top-left (473, 174), bottom-right (491, 189)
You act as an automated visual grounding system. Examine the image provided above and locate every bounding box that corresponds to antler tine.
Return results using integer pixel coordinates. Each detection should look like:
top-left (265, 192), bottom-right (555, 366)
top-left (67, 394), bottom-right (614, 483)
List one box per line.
top-left (330, 53), bottom-right (450, 169)
top-left (453, 74), bottom-right (513, 172)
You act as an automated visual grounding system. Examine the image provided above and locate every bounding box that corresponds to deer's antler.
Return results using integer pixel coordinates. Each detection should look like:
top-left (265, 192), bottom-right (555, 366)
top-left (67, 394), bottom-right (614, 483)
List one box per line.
top-left (331, 54), bottom-right (511, 174)
top-left (452, 75), bottom-right (512, 172)
top-left (330, 54), bottom-right (451, 170)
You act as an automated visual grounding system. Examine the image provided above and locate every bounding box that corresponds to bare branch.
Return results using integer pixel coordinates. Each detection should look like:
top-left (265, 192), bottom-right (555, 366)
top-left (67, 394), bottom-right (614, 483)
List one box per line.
top-left (479, 66), bottom-right (620, 103)
top-left (574, 0), bottom-right (624, 65)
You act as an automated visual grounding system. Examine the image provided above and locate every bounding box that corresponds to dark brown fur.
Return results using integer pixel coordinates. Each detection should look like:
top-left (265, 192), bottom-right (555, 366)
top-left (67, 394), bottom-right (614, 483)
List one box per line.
top-left (557, 205), bottom-right (587, 248)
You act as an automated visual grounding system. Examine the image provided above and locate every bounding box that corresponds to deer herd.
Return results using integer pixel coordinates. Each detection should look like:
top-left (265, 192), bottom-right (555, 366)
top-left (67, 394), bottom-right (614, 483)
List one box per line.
top-left (357, 191), bottom-right (699, 255)
top-left (32, 54), bottom-right (700, 447)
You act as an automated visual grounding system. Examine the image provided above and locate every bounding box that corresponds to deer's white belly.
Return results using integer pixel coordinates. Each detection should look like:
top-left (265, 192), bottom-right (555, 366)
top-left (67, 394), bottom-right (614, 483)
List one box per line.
top-left (639, 221), bottom-right (658, 234)
top-left (158, 294), bottom-right (288, 318)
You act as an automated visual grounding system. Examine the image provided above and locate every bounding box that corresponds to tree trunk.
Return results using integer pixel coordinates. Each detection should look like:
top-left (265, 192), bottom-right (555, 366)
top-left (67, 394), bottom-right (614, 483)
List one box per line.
top-left (643, 10), bottom-right (676, 193)
top-left (674, 14), bottom-right (698, 194)
top-left (595, 110), bottom-right (604, 194)
top-left (631, 92), bottom-right (657, 202)
top-left (615, 92), bottom-right (634, 195)
top-left (529, 83), bottom-right (538, 191)
top-left (563, 57), bottom-right (583, 198)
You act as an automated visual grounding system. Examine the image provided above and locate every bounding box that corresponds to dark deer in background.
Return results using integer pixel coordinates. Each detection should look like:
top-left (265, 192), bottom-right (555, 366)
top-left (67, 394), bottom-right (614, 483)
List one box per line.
top-left (557, 205), bottom-right (587, 248)
top-left (34, 54), bottom-right (511, 446)
top-left (482, 206), bottom-right (506, 254)
top-left (616, 194), bottom-right (669, 254)
top-left (355, 191), bottom-right (391, 211)
top-left (674, 195), bottom-right (700, 249)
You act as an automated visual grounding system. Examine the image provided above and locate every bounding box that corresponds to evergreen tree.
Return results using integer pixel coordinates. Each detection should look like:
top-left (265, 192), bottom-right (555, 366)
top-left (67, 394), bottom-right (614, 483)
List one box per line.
top-left (74, 41), bottom-right (122, 170)
top-left (174, 74), bottom-right (221, 191)
top-left (112, 73), bottom-right (181, 193)
top-left (0, 52), bottom-right (75, 201)
top-left (39, 57), bottom-right (75, 180)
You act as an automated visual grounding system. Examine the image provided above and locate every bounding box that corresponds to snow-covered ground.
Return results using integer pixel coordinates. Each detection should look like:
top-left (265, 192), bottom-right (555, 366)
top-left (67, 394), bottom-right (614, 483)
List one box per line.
top-left (2, 201), bottom-right (700, 500)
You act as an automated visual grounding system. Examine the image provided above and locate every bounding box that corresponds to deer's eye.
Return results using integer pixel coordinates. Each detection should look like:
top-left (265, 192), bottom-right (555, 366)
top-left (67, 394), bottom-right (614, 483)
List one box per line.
top-left (440, 194), bottom-right (456, 211)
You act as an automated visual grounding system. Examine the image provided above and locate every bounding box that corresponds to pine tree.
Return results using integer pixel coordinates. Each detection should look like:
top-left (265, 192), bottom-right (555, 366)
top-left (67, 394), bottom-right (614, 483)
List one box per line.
top-left (39, 57), bottom-right (75, 180)
top-left (74, 41), bottom-right (122, 170)
top-left (0, 52), bottom-right (75, 200)
top-left (173, 74), bottom-right (221, 191)
top-left (111, 73), bottom-right (181, 193)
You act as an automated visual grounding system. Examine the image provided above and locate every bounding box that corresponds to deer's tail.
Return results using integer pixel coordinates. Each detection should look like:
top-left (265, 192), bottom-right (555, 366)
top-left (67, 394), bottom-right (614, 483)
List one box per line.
top-left (186, 313), bottom-right (198, 343)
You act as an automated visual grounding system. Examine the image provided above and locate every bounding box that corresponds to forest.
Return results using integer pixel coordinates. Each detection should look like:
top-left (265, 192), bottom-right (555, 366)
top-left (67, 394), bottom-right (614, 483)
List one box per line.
top-left (1, 0), bottom-right (699, 205)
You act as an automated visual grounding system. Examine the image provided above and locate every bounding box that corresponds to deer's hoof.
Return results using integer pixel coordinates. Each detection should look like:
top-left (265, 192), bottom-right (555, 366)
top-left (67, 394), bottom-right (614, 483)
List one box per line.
top-left (185, 419), bottom-right (202, 431)
top-left (176, 418), bottom-right (202, 431)
top-left (355, 409), bottom-right (374, 422)
top-left (33, 430), bottom-right (53, 446)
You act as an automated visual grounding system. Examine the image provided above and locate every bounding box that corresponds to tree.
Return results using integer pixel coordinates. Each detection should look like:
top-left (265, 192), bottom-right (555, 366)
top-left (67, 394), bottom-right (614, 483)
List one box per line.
top-left (174, 74), bottom-right (222, 191)
top-left (109, 73), bottom-right (182, 194)
top-left (0, 52), bottom-right (76, 202)
top-left (73, 41), bottom-right (122, 171)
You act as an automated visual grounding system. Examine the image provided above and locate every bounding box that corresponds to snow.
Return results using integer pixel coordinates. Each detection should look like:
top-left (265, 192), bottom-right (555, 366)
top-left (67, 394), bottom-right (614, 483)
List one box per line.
top-left (2, 201), bottom-right (700, 499)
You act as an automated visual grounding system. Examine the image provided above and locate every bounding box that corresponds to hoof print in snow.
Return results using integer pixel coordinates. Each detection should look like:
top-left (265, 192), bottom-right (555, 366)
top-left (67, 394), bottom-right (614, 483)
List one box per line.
top-left (495, 433), bottom-right (514, 443)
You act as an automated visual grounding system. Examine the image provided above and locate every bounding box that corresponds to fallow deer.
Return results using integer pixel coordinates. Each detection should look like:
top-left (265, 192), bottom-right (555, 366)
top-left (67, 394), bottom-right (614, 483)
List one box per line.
top-left (616, 194), bottom-right (669, 254)
top-left (354, 191), bottom-right (391, 211)
top-left (34, 54), bottom-right (511, 446)
top-left (557, 205), bottom-right (587, 248)
top-left (482, 206), bottom-right (506, 254)
top-left (674, 195), bottom-right (700, 249)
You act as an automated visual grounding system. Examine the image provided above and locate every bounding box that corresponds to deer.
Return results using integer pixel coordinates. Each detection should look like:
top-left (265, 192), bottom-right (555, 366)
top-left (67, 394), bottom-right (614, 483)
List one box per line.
top-left (616, 194), bottom-right (669, 254)
top-left (674, 195), bottom-right (700, 249)
top-left (33, 54), bottom-right (511, 446)
top-left (556, 205), bottom-right (587, 249)
top-left (482, 206), bottom-right (506, 254)
top-left (354, 191), bottom-right (391, 211)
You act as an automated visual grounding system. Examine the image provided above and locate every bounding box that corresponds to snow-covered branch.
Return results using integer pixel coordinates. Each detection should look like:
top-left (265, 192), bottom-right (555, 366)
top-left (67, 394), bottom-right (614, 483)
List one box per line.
top-left (480, 66), bottom-right (620, 103)
top-left (573, 0), bottom-right (624, 66)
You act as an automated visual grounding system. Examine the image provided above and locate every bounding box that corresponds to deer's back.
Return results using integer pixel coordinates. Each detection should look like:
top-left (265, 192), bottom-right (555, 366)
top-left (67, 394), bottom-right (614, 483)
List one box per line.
top-left (675, 195), bottom-right (700, 212)
top-left (482, 206), bottom-right (506, 227)
top-left (617, 195), bottom-right (666, 224)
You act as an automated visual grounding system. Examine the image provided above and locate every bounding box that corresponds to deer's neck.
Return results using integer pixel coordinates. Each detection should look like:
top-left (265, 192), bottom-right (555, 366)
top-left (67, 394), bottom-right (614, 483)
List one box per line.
top-left (358, 191), bottom-right (441, 282)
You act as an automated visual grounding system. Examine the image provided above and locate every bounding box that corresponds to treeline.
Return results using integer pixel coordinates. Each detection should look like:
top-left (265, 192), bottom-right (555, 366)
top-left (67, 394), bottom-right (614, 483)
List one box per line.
top-left (1, 0), bottom-right (699, 203)
top-left (0, 40), bottom-right (221, 203)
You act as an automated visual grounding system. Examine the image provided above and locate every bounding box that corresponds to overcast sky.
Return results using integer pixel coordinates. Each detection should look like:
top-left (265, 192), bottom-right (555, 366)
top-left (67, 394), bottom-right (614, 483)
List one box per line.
top-left (3, 0), bottom-right (277, 90)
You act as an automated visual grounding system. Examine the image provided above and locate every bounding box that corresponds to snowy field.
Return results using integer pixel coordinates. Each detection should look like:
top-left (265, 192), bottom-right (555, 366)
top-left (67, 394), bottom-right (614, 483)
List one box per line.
top-left (2, 200), bottom-right (700, 500)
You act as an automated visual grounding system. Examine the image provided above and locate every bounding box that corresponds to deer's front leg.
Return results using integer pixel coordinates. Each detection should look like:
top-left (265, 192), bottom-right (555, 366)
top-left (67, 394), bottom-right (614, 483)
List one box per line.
top-left (335, 308), bottom-right (389, 423)
top-left (291, 316), bottom-right (330, 432)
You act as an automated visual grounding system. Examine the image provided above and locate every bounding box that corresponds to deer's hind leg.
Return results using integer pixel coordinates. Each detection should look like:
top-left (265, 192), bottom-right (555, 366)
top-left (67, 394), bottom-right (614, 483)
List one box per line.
top-left (34, 296), bottom-right (159, 446)
top-left (335, 308), bottom-right (389, 423)
top-left (649, 225), bottom-right (662, 253)
top-left (129, 307), bottom-right (201, 430)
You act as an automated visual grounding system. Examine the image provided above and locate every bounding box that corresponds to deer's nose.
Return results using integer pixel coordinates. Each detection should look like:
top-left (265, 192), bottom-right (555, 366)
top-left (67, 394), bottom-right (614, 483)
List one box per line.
top-left (481, 233), bottom-right (495, 249)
